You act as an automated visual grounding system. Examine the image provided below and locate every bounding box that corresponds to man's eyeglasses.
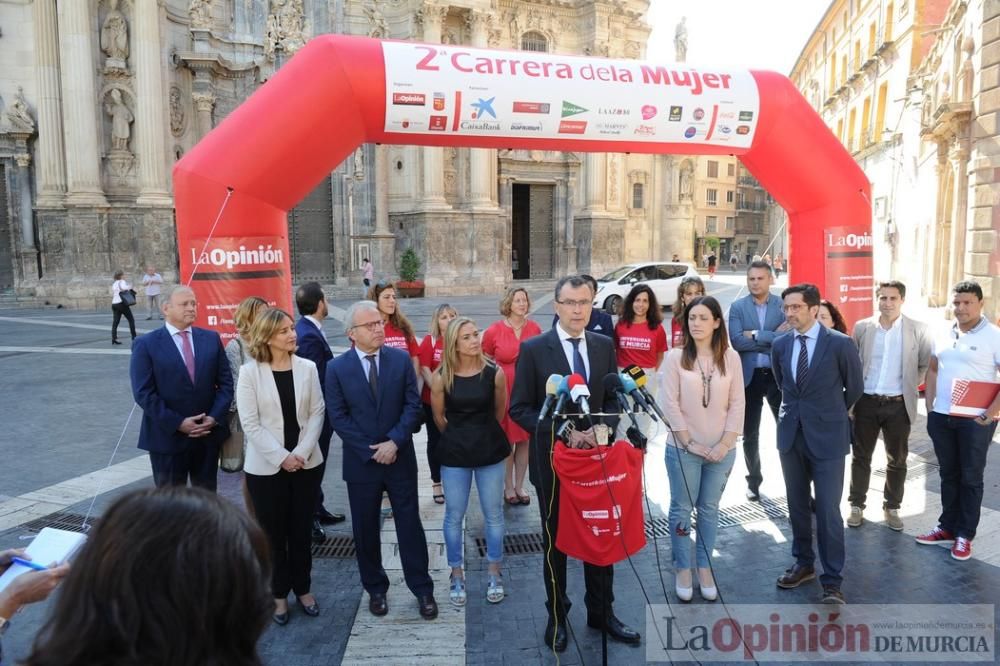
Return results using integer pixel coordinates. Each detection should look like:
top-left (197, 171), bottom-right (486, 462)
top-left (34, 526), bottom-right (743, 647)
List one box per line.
top-left (556, 299), bottom-right (592, 309)
top-left (350, 320), bottom-right (385, 332)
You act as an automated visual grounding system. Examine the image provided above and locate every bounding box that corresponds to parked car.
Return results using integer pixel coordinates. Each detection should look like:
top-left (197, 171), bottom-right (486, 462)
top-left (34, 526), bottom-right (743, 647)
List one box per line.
top-left (592, 262), bottom-right (698, 315)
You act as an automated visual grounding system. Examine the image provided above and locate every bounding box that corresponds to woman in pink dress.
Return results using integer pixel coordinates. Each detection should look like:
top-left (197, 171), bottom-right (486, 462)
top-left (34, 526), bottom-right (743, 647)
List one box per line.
top-left (481, 287), bottom-right (541, 505)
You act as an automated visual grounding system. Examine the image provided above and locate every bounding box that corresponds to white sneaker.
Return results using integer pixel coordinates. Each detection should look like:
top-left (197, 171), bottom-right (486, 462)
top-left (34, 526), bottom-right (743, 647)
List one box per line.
top-left (846, 505), bottom-right (863, 528)
top-left (883, 508), bottom-right (904, 531)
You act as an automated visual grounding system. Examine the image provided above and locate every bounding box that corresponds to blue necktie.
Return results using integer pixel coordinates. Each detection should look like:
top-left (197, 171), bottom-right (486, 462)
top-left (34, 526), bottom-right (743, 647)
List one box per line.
top-left (796, 335), bottom-right (809, 390)
top-left (569, 338), bottom-right (587, 384)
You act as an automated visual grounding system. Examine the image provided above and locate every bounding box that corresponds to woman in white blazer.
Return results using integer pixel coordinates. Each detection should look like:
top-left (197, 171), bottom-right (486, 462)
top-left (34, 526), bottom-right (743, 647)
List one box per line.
top-left (237, 307), bottom-right (325, 626)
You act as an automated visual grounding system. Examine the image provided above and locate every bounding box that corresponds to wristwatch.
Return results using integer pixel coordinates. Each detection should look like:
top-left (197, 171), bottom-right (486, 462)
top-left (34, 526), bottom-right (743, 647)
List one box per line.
top-left (751, 330), bottom-right (758, 341)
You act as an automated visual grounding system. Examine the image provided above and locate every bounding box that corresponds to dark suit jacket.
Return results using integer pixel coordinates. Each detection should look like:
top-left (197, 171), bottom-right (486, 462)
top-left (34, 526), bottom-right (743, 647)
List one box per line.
top-left (509, 328), bottom-right (620, 486)
top-left (728, 293), bottom-right (786, 387)
top-left (771, 325), bottom-right (863, 459)
top-left (325, 346), bottom-right (422, 483)
top-left (295, 317), bottom-right (333, 390)
top-left (130, 326), bottom-right (233, 454)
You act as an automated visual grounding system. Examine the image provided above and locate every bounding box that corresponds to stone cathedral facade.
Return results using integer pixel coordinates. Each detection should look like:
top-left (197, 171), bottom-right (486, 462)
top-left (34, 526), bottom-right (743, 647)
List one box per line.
top-left (0, 0), bottom-right (699, 306)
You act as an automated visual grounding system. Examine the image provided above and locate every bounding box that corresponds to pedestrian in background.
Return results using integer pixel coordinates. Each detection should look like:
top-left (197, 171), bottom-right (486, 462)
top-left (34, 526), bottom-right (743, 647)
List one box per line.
top-left (362, 257), bottom-right (374, 290)
top-left (237, 307), bottom-right (326, 625)
top-left (141, 266), bottom-right (164, 320)
top-left (419, 303), bottom-right (458, 504)
top-left (110, 270), bottom-right (137, 345)
top-left (432, 317), bottom-right (510, 606)
top-left (483, 287), bottom-right (541, 506)
top-left (669, 276), bottom-right (705, 349)
top-left (661, 295), bottom-right (744, 602)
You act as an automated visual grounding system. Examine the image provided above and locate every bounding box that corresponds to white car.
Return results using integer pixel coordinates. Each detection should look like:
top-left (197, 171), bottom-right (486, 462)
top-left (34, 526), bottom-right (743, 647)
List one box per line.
top-left (592, 262), bottom-right (699, 314)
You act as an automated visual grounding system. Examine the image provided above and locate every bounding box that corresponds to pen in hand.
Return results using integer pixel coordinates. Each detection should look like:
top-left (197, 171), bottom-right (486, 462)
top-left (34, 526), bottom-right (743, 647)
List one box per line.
top-left (11, 556), bottom-right (49, 572)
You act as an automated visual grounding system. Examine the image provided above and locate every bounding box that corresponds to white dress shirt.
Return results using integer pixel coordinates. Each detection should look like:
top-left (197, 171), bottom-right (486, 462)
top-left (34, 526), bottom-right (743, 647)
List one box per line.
top-left (354, 345), bottom-right (380, 377)
top-left (863, 316), bottom-right (904, 396)
top-left (555, 323), bottom-right (590, 379)
top-left (165, 321), bottom-right (195, 363)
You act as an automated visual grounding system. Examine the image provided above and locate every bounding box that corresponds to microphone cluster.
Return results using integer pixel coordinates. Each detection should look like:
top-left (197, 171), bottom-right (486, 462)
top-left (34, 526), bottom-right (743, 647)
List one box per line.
top-left (537, 365), bottom-right (664, 423)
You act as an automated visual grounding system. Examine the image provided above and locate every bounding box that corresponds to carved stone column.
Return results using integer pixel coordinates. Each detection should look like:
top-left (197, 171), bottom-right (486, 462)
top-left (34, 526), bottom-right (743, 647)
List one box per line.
top-left (374, 145), bottom-right (391, 235)
top-left (33, 0), bottom-right (67, 208)
top-left (467, 10), bottom-right (495, 209)
top-left (948, 135), bottom-right (970, 287)
top-left (193, 92), bottom-right (215, 140)
top-left (420, 3), bottom-right (449, 208)
top-left (134, 0), bottom-right (172, 205)
top-left (584, 153), bottom-right (606, 212)
top-left (58, 1), bottom-right (107, 207)
top-left (15, 153), bottom-right (35, 248)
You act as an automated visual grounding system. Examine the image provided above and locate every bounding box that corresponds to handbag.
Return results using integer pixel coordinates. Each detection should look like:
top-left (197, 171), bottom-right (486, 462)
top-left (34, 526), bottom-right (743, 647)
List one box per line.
top-left (119, 289), bottom-right (137, 306)
top-left (220, 340), bottom-right (246, 473)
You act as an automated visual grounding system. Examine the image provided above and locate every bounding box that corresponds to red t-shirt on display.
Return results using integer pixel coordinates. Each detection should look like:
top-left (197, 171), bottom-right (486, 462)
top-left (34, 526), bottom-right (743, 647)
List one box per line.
top-left (383, 321), bottom-right (419, 357)
top-left (615, 320), bottom-right (667, 369)
top-left (418, 335), bottom-right (444, 404)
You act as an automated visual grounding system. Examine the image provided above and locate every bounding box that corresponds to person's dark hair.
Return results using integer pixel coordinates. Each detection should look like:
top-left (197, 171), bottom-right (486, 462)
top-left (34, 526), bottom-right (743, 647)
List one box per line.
top-left (680, 296), bottom-right (729, 376)
top-left (295, 281), bottom-right (325, 317)
top-left (554, 274), bottom-right (593, 301)
top-left (367, 280), bottom-right (416, 340)
top-left (362, 257), bottom-right (369, 263)
top-left (671, 276), bottom-right (705, 315)
top-left (953, 280), bottom-right (983, 301)
top-left (580, 274), bottom-right (599, 294)
top-left (24, 487), bottom-right (272, 666)
top-left (781, 283), bottom-right (821, 308)
top-left (746, 260), bottom-right (772, 275)
top-left (877, 280), bottom-right (906, 299)
top-left (621, 284), bottom-right (663, 330)
top-left (113, 270), bottom-right (124, 280)
top-left (819, 299), bottom-right (849, 334)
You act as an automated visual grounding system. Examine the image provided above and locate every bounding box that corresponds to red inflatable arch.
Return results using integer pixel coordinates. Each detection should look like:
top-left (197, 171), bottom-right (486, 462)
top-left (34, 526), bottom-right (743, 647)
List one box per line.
top-left (173, 35), bottom-right (872, 338)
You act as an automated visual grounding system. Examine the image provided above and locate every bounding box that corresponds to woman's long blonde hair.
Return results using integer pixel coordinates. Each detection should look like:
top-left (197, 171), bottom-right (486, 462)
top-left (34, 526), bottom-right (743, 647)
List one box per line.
top-left (234, 296), bottom-right (268, 340)
top-left (246, 308), bottom-right (294, 364)
top-left (437, 317), bottom-right (491, 394)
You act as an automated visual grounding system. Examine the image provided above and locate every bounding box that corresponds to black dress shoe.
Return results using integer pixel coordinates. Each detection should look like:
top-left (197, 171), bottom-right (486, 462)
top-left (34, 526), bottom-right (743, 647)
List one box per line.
top-left (316, 509), bottom-right (346, 525)
top-left (544, 617), bottom-right (568, 653)
top-left (417, 593), bottom-right (438, 620)
top-left (272, 611), bottom-right (289, 626)
top-left (776, 563), bottom-right (816, 589)
top-left (369, 592), bottom-right (388, 616)
top-left (297, 596), bottom-right (320, 617)
top-left (311, 519), bottom-right (326, 544)
top-left (822, 585), bottom-right (846, 604)
top-left (587, 613), bottom-right (642, 645)
top-left (746, 488), bottom-right (761, 501)
top-left (112, 340), bottom-right (123, 345)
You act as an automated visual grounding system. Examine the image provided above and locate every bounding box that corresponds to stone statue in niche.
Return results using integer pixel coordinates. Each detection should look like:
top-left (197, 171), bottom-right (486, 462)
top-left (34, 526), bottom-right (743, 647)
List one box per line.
top-left (265, 12), bottom-right (281, 60)
top-left (675, 16), bottom-right (688, 62)
top-left (365, 2), bottom-right (388, 38)
top-left (189, 0), bottom-right (212, 30)
top-left (278, 0), bottom-right (307, 53)
top-left (678, 161), bottom-right (693, 200)
top-left (169, 86), bottom-right (186, 137)
top-left (5, 87), bottom-right (35, 132)
top-left (959, 35), bottom-right (975, 102)
top-left (100, 0), bottom-right (129, 70)
top-left (939, 71), bottom-right (951, 105)
top-left (508, 8), bottom-right (522, 40)
top-left (105, 89), bottom-right (134, 153)
top-left (354, 146), bottom-right (365, 180)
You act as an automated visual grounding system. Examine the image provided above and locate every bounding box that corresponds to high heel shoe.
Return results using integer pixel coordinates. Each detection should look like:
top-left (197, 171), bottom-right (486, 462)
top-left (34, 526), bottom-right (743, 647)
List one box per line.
top-left (675, 572), bottom-right (693, 603)
top-left (296, 596), bottom-right (320, 617)
top-left (698, 570), bottom-right (718, 601)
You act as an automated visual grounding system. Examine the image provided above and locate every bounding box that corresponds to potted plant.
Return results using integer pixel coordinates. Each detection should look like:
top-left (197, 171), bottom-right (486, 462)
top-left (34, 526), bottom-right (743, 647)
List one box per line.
top-left (396, 248), bottom-right (425, 298)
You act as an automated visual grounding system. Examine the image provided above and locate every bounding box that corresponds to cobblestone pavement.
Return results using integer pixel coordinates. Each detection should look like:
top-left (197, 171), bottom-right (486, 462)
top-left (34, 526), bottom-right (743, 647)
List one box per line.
top-left (1, 280), bottom-right (998, 665)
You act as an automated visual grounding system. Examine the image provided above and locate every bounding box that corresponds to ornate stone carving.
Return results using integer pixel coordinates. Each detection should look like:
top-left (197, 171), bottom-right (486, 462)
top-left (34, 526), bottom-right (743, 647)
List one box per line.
top-left (608, 155), bottom-right (618, 203)
top-left (5, 87), bottom-right (35, 132)
top-left (415, 2), bottom-right (448, 30)
top-left (169, 85), bottom-right (186, 137)
top-left (354, 146), bottom-right (365, 180)
top-left (675, 16), bottom-right (688, 62)
top-left (678, 161), bottom-right (693, 201)
top-left (625, 40), bottom-right (640, 59)
top-left (365, 2), bottom-right (388, 38)
top-left (265, 0), bottom-right (307, 61)
top-left (100, 0), bottom-right (129, 70)
top-left (507, 7), bottom-right (522, 39)
top-left (105, 89), bottom-right (134, 152)
top-left (189, 0), bottom-right (212, 29)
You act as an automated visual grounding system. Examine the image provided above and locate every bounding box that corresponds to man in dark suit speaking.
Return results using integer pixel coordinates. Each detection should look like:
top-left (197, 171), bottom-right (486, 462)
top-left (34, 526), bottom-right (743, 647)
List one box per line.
top-left (130, 284), bottom-right (233, 490)
top-left (510, 275), bottom-right (640, 653)
top-left (771, 283), bottom-right (862, 604)
top-left (325, 300), bottom-right (437, 621)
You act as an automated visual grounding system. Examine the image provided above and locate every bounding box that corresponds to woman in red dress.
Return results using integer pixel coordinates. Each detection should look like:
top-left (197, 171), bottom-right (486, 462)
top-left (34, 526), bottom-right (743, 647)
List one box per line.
top-left (419, 303), bottom-right (458, 504)
top-left (669, 276), bottom-right (706, 349)
top-left (481, 287), bottom-right (541, 505)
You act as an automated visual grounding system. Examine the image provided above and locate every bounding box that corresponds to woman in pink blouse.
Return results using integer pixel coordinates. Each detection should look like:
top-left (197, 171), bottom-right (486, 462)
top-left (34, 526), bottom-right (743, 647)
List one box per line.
top-left (481, 287), bottom-right (541, 506)
top-left (660, 295), bottom-right (745, 603)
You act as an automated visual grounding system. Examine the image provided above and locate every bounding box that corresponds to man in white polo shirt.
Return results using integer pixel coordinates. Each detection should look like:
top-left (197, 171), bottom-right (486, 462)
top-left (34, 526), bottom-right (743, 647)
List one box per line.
top-left (916, 281), bottom-right (1000, 561)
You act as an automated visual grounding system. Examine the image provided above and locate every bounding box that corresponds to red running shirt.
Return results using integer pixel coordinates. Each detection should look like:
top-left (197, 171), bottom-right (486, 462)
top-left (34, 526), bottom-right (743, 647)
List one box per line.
top-left (383, 321), bottom-right (419, 357)
top-left (553, 442), bottom-right (646, 567)
top-left (615, 320), bottom-right (667, 369)
top-left (418, 335), bottom-right (444, 404)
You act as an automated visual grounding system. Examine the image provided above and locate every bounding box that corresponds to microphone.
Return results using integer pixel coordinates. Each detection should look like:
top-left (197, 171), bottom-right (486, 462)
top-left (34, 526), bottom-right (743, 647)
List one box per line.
top-left (552, 375), bottom-right (571, 417)
top-left (602, 373), bottom-right (641, 432)
top-left (618, 372), bottom-right (653, 417)
top-left (537, 374), bottom-right (564, 422)
top-left (566, 373), bottom-right (591, 416)
top-left (624, 364), bottom-right (667, 423)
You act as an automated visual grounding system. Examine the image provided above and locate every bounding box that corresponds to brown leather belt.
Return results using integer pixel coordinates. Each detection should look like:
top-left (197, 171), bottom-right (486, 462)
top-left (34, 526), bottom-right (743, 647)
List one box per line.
top-left (863, 393), bottom-right (904, 403)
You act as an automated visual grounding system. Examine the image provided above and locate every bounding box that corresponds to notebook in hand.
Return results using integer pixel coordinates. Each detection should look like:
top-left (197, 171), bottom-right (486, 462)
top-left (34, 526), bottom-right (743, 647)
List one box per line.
top-left (950, 379), bottom-right (1000, 418)
top-left (0, 527), bottom-right (86, 593)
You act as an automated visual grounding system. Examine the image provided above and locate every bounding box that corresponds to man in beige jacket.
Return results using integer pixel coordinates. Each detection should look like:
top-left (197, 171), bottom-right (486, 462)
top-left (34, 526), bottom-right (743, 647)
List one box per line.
top-left (847, 280), bottom-right (931, 531)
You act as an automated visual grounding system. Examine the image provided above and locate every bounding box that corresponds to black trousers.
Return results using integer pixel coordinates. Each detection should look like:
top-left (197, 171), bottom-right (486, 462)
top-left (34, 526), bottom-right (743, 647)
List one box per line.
top-left (423, 403), bottom-right (442, 483)
top-left (742, 367), bottom-right (781, 493)
top-left (313, 419), bottom-right (332, 515)
top-left (149, 442), bottom-right (219, 490)
top-left (111, 302), bottom-right (136, 341)
top-left (530, 438), bottom-right (614, 621)
top-left (849, 395), bottom-right (910, 510)
top-left (247, 465), bottom-right (322, 598)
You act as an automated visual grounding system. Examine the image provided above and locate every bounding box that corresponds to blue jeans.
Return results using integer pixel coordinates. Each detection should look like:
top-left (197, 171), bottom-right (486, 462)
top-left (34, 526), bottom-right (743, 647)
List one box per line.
top-left (665, 445), bottom-right (735, 569)
top-left (441, 461), bottom-right (506, 567)
top-left (927, 412), bottom-right (998, 539)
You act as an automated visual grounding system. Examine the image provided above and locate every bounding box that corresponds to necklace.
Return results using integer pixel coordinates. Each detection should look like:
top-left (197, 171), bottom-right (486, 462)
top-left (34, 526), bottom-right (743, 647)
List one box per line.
top-left (695, 356), bottom-right (714, 408)
top-left (507, 317), bottom-right (526, 337)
